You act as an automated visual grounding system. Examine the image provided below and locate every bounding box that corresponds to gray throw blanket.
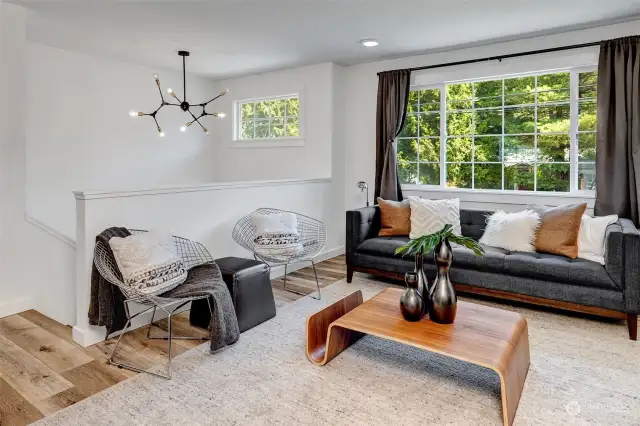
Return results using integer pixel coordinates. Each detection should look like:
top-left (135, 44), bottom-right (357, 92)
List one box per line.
top-left (160, 263), bottom-right (239, 351)
top-left (89, 227), bottom-right (131, 335)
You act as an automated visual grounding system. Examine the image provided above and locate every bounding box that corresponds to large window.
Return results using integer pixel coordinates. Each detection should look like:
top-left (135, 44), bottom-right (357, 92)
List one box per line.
top-left (236, 95), bottom-right (300, 140)
top-left (397, 68), bottom-right (597, 192)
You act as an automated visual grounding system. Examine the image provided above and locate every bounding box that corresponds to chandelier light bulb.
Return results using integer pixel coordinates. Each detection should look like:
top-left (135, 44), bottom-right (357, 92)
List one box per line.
top-left (129, 110), bottom-right (137, 117)
top-left (167, 88), bottom-right (173, 94)
top-left (217, 112), bottom-right (226, 118)
top-left (159, 131), bottom-right (165, 137)
top-left (154, 73), bottom-right (159, 80)
top-left (180, 125), bottom-right (187, 132)
top-left (204, 128), bottom-right (209, 135)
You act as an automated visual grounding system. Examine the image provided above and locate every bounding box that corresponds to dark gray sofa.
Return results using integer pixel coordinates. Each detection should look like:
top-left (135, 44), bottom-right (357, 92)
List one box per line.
top-left (346, 206), bottom-right (640, 340)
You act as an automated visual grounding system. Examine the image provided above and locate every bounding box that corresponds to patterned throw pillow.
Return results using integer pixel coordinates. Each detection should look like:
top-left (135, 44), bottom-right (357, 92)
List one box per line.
top-left (108, 230), bottom-right (187, 296)
top-left (251, 213), bottom-right (304, 258)
top-left (408, 197), bottom-right (461, 239)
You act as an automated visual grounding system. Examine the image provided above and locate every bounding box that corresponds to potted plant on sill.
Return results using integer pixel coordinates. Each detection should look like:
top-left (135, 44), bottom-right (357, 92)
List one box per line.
top-left (395, 224), bottom-right (485, 324)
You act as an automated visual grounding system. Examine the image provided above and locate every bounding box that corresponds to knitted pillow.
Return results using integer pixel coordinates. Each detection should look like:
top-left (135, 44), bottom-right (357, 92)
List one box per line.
top-left (109, 230), bottom-right (187, 296)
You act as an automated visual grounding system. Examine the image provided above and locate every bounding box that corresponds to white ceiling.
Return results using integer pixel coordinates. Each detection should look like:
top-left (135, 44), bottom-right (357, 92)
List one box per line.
top-left (10, 0), bottom-right (640, 80)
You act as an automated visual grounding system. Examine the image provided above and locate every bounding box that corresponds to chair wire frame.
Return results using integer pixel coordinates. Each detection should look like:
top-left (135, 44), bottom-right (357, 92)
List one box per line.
top-left (93, 230), bottom-right (215, 379)
top-left (231, 208), bottom-right (327, 300)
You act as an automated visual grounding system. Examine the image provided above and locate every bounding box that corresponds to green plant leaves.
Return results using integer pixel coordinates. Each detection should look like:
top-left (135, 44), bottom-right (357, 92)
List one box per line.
top-left (394, 224), bottom-right (485, 257)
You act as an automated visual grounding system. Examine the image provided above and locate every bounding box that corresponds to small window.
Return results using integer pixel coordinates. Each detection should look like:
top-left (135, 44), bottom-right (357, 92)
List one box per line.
top-left (236, 95), bottom-right (300, 140)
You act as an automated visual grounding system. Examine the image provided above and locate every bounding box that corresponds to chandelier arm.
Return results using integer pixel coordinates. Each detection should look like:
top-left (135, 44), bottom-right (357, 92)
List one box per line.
top-left (155, 80), bottom-right (165, 103)
top-left (153, 103), bottom-right (166, 115)
top-left (152, 115), bottom-right (162, 132)
top-left (198, 92), bottom-right (226, 107)
top-left (187, 110), bottom-right (206, 132)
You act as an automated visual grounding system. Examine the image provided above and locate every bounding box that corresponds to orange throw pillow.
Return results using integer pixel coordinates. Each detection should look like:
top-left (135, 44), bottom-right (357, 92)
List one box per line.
top-left (377, 198), bottom-right (411, 237)
top-left (534, 203), bottom-right (587, 258)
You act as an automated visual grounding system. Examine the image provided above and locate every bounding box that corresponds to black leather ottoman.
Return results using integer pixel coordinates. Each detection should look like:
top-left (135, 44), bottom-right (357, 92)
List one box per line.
top-left (189, 257), bottom-right (276, 333)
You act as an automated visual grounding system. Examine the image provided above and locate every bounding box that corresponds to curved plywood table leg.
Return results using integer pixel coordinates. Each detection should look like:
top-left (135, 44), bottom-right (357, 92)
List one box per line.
top-left (496, 320), bottom-right (530, 426)
top-left (305, 291), bottom-right (364, 365)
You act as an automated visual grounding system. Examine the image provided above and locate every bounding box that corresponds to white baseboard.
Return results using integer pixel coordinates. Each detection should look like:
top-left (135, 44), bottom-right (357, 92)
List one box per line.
top-left (0, 297), bottom-right (36, 319)
top-left (269, 246), bottom-right (345, 279)
top-left (72, 302), bottom-right (192, 347)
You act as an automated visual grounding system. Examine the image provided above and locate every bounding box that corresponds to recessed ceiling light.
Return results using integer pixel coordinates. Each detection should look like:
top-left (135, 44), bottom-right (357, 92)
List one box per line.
top-left (360, 39), bottom-right (379, 47)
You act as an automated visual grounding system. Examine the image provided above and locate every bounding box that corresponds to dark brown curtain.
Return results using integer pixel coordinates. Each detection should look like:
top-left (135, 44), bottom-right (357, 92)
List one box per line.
top-left (595, 36), bottom-right (640, 224)
top-left (375, 69), bottom-right (411, 201)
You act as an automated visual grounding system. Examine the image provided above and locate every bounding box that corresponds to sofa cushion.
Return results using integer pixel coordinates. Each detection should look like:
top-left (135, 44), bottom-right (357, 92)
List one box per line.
top-left (450, 243), bottom-right (508, 274)
top-left (355, 236), bottom-right (410, 258)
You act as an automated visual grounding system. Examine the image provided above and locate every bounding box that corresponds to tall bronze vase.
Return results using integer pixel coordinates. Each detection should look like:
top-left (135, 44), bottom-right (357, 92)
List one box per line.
top-left (414, 253), bottom-right (429, 305)
top-left (428, 238), bottom-right (457, 324)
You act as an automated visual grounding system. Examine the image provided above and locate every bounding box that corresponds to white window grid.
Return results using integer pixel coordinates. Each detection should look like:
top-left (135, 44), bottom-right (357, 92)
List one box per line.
top-left (397, 66), bottom-right (597, 194)
top-left (237, 94), bottom-right (300, 140)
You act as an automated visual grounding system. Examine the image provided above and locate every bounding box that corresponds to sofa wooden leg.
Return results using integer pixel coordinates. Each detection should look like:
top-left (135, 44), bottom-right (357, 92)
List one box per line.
top-left (347, 266), bottom-right (354, 283)
top-left (628, 314), bottom-right (638, 341)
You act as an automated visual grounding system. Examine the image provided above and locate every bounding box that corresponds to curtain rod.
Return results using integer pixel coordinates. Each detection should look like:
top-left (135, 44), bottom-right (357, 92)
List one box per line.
top-left (377, 41), bottom-right (601, 75)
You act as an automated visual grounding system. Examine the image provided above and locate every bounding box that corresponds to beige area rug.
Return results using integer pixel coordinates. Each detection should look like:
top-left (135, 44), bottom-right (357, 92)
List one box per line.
top-left (36, 278), bottom-right (639, 425)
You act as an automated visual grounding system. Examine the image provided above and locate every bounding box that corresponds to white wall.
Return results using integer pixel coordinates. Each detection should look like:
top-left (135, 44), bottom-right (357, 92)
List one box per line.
top-left (208, 63), bottom-right (334, 182)
top-left (0, 3), bottom-right (76, 324)
top-left (26, 43), bottom-right (218, 240)
top-left (72, 178), bottom-right (342, 346)
top-left (343, 19), bottom-right (640, 212)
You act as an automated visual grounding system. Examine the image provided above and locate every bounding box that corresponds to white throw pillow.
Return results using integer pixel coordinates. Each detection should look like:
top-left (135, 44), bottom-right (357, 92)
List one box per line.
top-left (577, 214), bottom-right (618, 264)
top-left (251, 213), bottom-right (303, 258)
top-left (408, 197), bottom-right (461, 239)
top-left (479, 210), bottom-right (541, 252)
top-left (109, 230), bottom-right (187, 296)
top-left (251, 212), bottom-right (299, 236)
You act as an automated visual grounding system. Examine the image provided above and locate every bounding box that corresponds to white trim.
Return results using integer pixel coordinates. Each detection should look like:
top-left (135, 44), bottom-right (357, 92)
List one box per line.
top-left (403, 184), bottom-right (595, 199)
top-left (25, 214), bottom-right (76, 248)
top-left (403, 185), bottom-right (595, 209)
top-left (231, 138), bottom-right (305, 148)
top-left (74, 177), bottom-right (331, 200)
top-left (268, 246), bottom-right (345, 279)
top-left (0, 297), bottom-right (36, 319)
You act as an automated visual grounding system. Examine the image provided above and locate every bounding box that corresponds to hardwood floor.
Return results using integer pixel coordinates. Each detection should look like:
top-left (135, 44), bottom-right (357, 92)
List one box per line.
top-left (0, 255), bottom-right (346, 425)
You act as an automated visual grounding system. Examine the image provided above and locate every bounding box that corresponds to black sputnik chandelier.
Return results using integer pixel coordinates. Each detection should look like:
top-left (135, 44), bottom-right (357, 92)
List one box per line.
top-left (129, 51), bottom-right (229, 137)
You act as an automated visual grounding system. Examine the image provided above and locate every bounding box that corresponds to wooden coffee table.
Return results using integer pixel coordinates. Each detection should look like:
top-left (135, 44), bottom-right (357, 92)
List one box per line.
top-left (305, 288), bottom-right (530, 426)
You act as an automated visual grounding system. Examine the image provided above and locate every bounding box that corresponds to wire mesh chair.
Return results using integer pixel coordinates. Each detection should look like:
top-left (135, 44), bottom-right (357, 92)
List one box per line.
top-left (93, 230), bottom-right (215, 379)
top-left (232, 208), bottom-right (327, 300)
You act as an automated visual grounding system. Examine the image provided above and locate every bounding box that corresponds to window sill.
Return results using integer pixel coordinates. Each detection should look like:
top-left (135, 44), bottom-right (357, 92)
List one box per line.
top-left (401, 185), bottom-right (595, 208)
top-left (231, 138), bottom-right (305, 148)
top-left (402, 185), bottom-right (595, 198)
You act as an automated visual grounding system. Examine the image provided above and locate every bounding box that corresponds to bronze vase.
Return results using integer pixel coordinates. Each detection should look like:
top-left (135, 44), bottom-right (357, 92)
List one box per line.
top-left (428, 238), bottom-right (457, 324)
top-left (414, 253), bottom-right (429, 306)
top-left (400, 272), bottom-right (425, 321)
